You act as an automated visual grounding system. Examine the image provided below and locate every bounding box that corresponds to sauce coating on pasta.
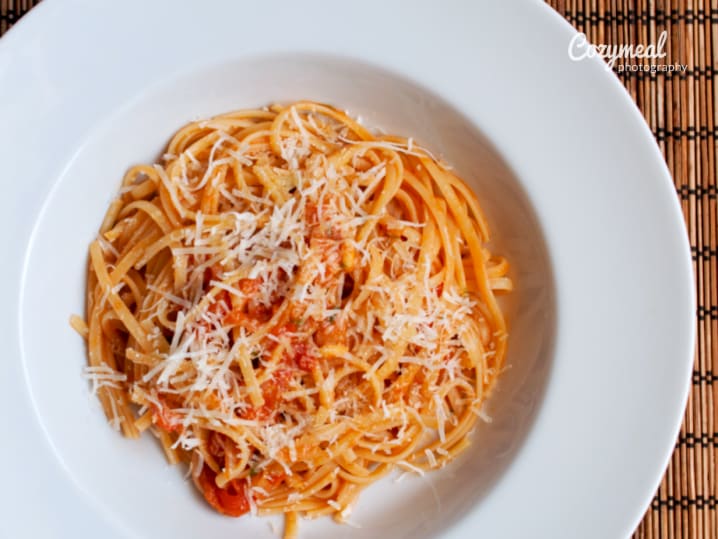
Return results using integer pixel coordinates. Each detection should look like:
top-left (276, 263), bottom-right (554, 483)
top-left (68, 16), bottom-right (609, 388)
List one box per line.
top-left (73, 102), bottom-right (511, 538)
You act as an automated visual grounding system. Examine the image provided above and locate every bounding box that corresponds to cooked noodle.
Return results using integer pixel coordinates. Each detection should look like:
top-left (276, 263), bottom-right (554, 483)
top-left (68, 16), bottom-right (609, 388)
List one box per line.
top-left (75, 101), bottom-right (511, 537)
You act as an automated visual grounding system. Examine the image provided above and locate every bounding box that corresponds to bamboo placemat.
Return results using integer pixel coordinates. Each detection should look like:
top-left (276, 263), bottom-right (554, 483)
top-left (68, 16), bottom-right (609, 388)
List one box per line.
top-left (542, 2), bottom-right (718, 537)
top-left (2, 0), bottom-right (715, 537)
top-left (0, 0), bottom-right (31, 36)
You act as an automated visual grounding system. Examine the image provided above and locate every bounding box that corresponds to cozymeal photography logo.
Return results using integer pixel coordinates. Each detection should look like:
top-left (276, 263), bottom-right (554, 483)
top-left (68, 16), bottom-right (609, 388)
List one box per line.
top-left (568, 30), bottom-right (687, 73)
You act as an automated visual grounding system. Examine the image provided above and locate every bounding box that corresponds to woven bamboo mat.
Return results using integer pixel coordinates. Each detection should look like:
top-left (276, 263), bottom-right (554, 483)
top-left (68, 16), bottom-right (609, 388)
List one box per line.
top-left (2, 1), bottom-right (715, 537)
top-left (542, 2), bottom-right (718, 537)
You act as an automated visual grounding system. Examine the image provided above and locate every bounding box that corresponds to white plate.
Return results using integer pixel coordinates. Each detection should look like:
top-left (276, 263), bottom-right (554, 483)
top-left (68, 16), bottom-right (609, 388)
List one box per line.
top-left (0, 1), bottom-right (694, 538)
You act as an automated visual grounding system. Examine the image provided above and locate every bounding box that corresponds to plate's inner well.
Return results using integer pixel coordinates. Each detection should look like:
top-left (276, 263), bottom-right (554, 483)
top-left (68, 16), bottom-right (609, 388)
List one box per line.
top-left (20, 55), bottom-right (555, 539)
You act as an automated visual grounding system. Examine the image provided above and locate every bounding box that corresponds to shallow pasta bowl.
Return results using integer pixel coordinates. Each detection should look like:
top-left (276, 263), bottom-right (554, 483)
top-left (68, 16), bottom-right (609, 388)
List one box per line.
top-left (0, 1), bottom-right (694, 538)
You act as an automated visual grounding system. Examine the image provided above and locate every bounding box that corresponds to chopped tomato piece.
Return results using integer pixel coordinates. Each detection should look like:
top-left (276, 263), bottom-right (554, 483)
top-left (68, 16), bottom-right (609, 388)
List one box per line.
top-left (221, 278), bottom-right (273, 327)
top-left (223, 309), bottom-right (243, 326)
top-left (262, 368), bottom-right (293, 405)
top-left (197, 465), bottom-right (250, 517)
top-left (274, 321), bottom-right (299, 335)
top-left (224, 304), bottom-right (271, 328)
top-left (151, 400), bottom-right (182, 433)
top-left (238, 277), bottom-right (262, 295)
top-left (292, 342), bottom-right (318, 371)
top-left (246, 301), bottom-right (272, 322)
top-left (240, 368), bottom-right (293, 421)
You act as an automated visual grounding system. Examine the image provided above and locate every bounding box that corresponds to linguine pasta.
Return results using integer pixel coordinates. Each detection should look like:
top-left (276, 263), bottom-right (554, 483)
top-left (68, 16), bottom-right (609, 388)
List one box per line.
top-left (72, 101), bottom-right (511, 538)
